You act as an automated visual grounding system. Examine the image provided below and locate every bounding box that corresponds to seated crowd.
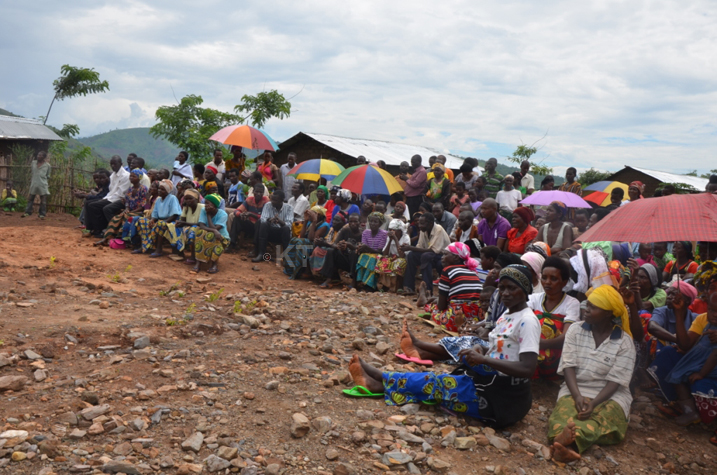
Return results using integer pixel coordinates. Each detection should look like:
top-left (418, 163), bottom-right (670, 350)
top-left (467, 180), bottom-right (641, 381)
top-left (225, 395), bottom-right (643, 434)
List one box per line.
top-left (72, 149), bottom-right (717, 458)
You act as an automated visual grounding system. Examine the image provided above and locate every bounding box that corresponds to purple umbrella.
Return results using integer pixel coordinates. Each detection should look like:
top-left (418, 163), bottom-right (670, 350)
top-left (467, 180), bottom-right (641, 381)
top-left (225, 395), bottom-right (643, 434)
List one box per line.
top-left (519, 190), bottom-right (592, 208)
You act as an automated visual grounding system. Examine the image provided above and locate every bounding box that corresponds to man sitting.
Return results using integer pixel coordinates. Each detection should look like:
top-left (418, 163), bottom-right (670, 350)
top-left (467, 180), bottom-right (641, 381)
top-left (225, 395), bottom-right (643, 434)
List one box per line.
top-left (432, 202), bottom-right (457, 236)
top-left (252, 190), bottom-right (294, 263)
top-left (477, 198), bottom-right (510, 251)
top-left (401, 212), bottom-right (450, 295)
top-left (85, 156), bottom-right (130, 237)
top-left (450, 210), bottom-right (481, 257)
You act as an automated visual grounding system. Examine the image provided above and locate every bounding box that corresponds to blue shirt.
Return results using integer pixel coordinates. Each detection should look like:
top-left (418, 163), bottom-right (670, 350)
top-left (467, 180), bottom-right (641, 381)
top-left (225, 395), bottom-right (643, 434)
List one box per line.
top-left (151, 194), bottom-right (182, 220)
top-left (331, 204), bottom-right (360, 220)
top-left (649, 306), bottom-right (698, 349)
top-left (199, 208), bottom-right (230, 240)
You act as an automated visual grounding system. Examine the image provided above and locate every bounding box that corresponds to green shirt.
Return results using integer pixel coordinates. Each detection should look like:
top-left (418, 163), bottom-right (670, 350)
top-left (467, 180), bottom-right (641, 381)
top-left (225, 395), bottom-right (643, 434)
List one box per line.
top-left (482, 172), bottom-right (504, 199)
top-left (654, 252), bottom-right (675, 273)
top-left (29, 160), bottom-right (51, 196)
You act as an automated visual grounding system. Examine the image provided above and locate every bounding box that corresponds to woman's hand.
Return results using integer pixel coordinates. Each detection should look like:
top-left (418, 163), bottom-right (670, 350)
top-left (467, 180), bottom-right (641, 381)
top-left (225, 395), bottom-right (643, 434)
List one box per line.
top-left (306, 210), bottom-right (317, 222)
top-left (619, 286), bottom-right (635, 305)
top-left (626, 257), bottom-right (639, 273)
top-left (457, 348), bottom-right (485, 366)
top-left (688, 373), bottom-right (704, 384)
top-left (577, 399), bottom-right (595, 420)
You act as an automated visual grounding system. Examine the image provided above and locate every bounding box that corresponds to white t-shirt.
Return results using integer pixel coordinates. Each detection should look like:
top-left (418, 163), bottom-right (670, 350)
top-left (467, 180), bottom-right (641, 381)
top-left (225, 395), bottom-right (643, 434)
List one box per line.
top-left (495, 189), bottom-right (523, 212)
top-left (487, 307), bottom-right (541, 370)
top-left (287, 194), bottom-right (310, 222)
top-left (382, 232), bottom-right (410, 255)
top-left (528, 292), bottom-right (582, 323)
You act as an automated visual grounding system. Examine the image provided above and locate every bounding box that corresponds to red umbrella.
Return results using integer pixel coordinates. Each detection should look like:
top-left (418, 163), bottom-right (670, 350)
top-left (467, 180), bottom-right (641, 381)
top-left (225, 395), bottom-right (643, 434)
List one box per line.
top-left (578, 193), bottom-right (717, 243)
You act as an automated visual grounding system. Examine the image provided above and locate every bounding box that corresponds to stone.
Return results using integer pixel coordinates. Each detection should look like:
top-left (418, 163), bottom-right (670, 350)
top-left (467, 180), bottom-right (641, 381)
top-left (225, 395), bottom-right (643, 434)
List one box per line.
top-left (99, 301), bottom-right (110, 309)
top-left (645, 437), bottom-right (661, 451)
top-left (400, 404), bottom-right (420, 415)
top-left (427, 457), bottom-right (452, 472)
top-left (0, 355), bottom-right (11, 368)
top-left (0, 375), bottom-right (28, 391)
top-left (407, 462), bottom-right (422, 475)
top-left (290, 413), bottom-right (310, 438)
top-left (177, 463), bottom-right (204, 474)
top-left (334, 463), bottom-right (358, 475)
top-left (24, 349), bottom-right (42, 360)
top-left (87, 422), bottom-right (104, 435)
top-left (102, 461), bottom-right (141, 474)
top-left (352, 339), bottom-right (367, 351)
top-left (134, 335), bottom-right (150, 349)
top-left (351, 431), bottom-right (366, 443)
top-left (240, 314), bottom-right (260, 328)
top-left (34, 369), bottom-right (48, 382)
top-left (487, 435), bottom-right (511, 451)
top-left (113, 441), bottom-right (133, 456)
top-left (440, 430), bottom-right (456, 447)
top-left (375, 342), bottom-right (391, 355)
top-left (80, 392), bottom-right (100, 405)
top-left (311, 416), bottom-right (333, 433)
top-left (38, 440), bottom-right (59, 458)
top-left (182, 432), bottom-right (204, 452)
top-left (455, 436), bottom-right (477, 450)
top-left (80, 404), bottom-right (111, 420)
top-left (383, 451), bottom-right (413, 465)
top-left (0, 430), bottom-right (28, 439)
top-left (129, 418), bottom-right (146, 431)
top-left (11, 451), bottom-right (27, 461)
top-left (265, 464), bottom-right (281, 475)
top-left (265, 380), bottom-right (280, 390)
top-left (205, 454), bottom-right (231, 472)
top-left (397, 431), bottom-right (425, 444)
top-left (475, 434), bottom-right (490, 446)
top-left (217, 446), bottom-right (238, 460)
top-left (68, 429), bottom-right (86, 439)
top-left (326, 448), bottom-right (339, 460)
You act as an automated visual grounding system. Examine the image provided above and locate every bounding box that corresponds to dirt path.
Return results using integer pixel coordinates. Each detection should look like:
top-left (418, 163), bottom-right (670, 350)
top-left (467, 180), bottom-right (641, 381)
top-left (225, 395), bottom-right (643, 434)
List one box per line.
top-left (0, 212), bottom-right (714, 474)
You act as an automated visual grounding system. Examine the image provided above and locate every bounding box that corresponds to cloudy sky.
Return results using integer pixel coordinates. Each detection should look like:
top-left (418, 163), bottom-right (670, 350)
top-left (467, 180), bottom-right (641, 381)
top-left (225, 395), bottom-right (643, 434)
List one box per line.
top-left (2, 0), bottom-right (716, 175)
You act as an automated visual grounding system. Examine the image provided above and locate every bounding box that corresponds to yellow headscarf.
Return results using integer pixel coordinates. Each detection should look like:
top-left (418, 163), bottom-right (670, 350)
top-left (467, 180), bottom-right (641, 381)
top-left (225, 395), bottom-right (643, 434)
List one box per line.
top-left (586, 285), bottom-right (632, 337)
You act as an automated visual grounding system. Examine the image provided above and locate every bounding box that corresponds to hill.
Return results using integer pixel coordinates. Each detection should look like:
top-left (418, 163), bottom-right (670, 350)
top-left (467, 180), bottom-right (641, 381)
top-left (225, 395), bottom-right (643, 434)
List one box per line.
top-left (475, 159), bottom-right (563, 187)
top-left (79, 127), bottom-right (177, 169)
top-left (0, 107), bottom-right (22, 117)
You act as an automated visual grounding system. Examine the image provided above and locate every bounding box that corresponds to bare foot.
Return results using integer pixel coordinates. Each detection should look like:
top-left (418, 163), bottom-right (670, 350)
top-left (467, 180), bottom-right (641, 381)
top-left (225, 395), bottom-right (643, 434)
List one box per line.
top-left (554, 422), bottom-right (577, 447)
top-left (551, 442), bottom-right (581, 463)
top-left (416, 281), bottom-right (428, 307)
top-left (400, 321), bottom-right (422, 360)
top-left (348, 355), bottom-right (383, 393)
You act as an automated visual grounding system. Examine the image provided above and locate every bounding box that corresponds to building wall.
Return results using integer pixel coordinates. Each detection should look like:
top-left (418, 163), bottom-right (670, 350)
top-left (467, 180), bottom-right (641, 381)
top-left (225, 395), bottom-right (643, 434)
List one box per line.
top-left (607, 169), bottom-right (661, 197)
top-left (0, 139), bottom-right (53, 163)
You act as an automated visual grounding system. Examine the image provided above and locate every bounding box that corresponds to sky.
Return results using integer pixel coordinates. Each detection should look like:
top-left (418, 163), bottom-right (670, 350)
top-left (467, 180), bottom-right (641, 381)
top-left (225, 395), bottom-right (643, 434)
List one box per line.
top-left (2, 0), bottom-right (717, 176)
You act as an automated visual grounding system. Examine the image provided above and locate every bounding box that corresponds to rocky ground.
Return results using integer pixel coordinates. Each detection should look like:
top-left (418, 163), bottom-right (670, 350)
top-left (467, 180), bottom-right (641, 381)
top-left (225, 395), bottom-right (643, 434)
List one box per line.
top-left (0, 212), bottom-right (715, 475)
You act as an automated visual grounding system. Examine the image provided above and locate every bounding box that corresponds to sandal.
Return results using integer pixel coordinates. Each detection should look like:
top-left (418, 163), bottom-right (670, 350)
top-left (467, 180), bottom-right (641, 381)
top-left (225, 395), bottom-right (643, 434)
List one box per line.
top-left (207, 267), bottom-right (218, 274)
top-left (149, 252), bottom-right (163, 258)
top-left (131, 249), bottom-right (143, 254)
top-left (342, 386), bottom-right (384, 398)
top-left (710, 431), bottom-right (717, 446)
top-left (395, 353), bottom-right (434, 366)
top-left (184, 259), bottom-right (196, 265)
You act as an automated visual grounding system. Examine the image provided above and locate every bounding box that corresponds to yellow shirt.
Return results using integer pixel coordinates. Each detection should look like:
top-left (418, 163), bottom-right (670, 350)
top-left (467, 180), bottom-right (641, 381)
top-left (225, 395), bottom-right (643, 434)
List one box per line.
top-left (688, 313), bottom-right (709, 335)
top-left (1, 189), bottom-right (17, 200)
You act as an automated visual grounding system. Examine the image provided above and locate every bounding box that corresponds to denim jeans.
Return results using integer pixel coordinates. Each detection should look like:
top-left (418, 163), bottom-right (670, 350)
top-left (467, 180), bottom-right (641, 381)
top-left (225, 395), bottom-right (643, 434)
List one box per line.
top-left (24, 194), bottom-right (48, 216)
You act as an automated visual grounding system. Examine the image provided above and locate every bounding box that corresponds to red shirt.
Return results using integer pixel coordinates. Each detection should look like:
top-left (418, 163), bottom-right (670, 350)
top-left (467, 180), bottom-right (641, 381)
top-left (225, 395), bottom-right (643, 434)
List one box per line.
top-left (507, 225), bottom-right (538, 254)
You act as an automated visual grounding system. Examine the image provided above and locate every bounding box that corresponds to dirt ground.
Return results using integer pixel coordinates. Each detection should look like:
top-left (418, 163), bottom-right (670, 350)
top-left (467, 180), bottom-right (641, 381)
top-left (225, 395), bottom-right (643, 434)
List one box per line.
top-left (0, 212), bottom-right (715, 475)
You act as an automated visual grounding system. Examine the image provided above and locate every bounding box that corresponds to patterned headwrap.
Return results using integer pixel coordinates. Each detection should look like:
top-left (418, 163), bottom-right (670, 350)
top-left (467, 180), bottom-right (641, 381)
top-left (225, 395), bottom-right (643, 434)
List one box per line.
top-left (204, 181), bottom-right (218, 190)
top-left (388, 218), bottom-right (407, 232)
top-left (130, 168), bottom-right (143, 177)
top-left (432, 163), bottom-right (446, 171)
top-left (671, 280), bottom-right (698, 303)
top-left (446, 242), bottom-right (479, 272)
top-left (180, 178), bottom-right (194, 188)
top-left (525, 242), bottom-right (551, 259)
top-left (368, 211), bottom-right (386, 224)
top-left (513, 206), bottom-right (534, 224)
top-left (316, 185), bottom-right (329, 197)
top-left (499, 264), bottom-right (533, 297)
top-left (159, 179), bottom-right (174, 193)
top-left (204, 193), bottom-right (222, 208)
top-left (521, 252), bottom-right (545, 281)
top-left (338, 189), bottom-right (352, 201)
top-left (310, 205), bottom-right (326, 217)
top-left (692, 261), bottom-right (717, 293)
top-left (629, 181), bottom-right (645, 195)
top-left (586, 285), bottom-right (632, 337)
top-left (184, 189), bottom-right (201, 200)
top-left (550, 201), bottom-right (568, 219)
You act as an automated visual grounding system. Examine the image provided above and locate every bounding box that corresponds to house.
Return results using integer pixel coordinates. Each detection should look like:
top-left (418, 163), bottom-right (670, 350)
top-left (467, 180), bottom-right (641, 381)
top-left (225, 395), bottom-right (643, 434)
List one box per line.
top-left (274, 132), bottom-right (479, 174)
top-left (0, 115), bottom-right (63, 158)
top-left (607, 166), bottom-right (709, 197)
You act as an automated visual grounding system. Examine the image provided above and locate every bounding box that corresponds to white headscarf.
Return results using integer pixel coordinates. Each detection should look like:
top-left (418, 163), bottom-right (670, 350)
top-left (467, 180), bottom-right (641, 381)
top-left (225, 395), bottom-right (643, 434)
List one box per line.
top-left (388, 218), bottom-right (407, 233)
top-left (338, 189), bottom-right (352, 201)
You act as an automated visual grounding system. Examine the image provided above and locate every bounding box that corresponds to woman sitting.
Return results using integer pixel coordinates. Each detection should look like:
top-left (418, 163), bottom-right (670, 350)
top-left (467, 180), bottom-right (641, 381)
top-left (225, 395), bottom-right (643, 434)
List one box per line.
top-left (313, 213), bottom-right (362, 288)
top-left (310, 185), bottom-right (334, 219)
top-left (355, 212), bottom-right (389, 290)
top-left (95, 169), bottom-right (148, 246)
top-left (231, 184), bottom-right (268, 256)
top-left (547, 285), bottom-right (636, 462)
top-left (634, 262), bottom-right (666, 312)
top-left (376, 219), bottom-right (410, 293)
top-left (134, 180), bottom-right (182, 254)
top-left (536, 201), bottom-right (574, 255)
top-left (330, 189), bottom-right (360, 222)
top-left (520, 251), bottom-right (545, 294)
top-left (346, 265), bottom-right (540, 428)
top-left (158, 189), bottom-right (203, 261)
top-left (527, 257), bottom-right (581, 379)
top-left (310, 213), bottom-right (347, 287)
top-left (189, 194), bottom-right (230, 274)
top-left (416, 242), bottom-right (485, 332)
top-left (122, 181), bottom-right (159, 245)
top-left (507, 206), bottom-right (538, 255)
top-left (284, 206), bottom-right (330, 280)
top-left (663, 241), bottom-right (699, 283)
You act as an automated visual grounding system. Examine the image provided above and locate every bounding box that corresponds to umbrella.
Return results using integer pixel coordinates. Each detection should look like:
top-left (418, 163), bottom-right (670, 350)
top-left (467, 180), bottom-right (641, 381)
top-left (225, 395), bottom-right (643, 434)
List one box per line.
top-left (578, 193), bottom-right (717, 243)
top-left (209, 125), bottom-right (279, 151)
top-left (331, 165), bottom-right (404, 196)
top-left (288, 159), bottom-right (345, 181)
top-left (582, 181), bottom-right (629, 206)
top-left (519, 190), bottom-right (592, 208)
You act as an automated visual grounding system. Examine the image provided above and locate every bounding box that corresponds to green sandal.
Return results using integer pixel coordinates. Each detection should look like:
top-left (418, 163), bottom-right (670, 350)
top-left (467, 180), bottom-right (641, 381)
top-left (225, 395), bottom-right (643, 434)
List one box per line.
top-left (342, 386), bottom-right (384, 398)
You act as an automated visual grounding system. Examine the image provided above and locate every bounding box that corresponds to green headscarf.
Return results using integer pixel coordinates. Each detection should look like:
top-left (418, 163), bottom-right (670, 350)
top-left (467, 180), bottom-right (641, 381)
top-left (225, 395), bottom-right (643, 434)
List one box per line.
top-left (204, 193), bottom-right (222, 208)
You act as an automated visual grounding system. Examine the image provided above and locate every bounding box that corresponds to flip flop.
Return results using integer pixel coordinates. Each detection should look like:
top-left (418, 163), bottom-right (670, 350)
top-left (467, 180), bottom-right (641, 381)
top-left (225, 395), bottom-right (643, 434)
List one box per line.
top-left (149, 252), bottom-right (163, 258)
top-left (342, 386), bottom-right (384, 398)
top-left (184, 259), bottom-right (196, 265)
top-left (395, 353), bottom-right (434, 366)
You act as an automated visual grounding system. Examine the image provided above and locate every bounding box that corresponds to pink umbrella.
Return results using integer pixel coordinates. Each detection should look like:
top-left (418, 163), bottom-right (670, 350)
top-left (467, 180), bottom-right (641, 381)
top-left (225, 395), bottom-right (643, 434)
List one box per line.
top-left (519, 190), bottom-right (592, 208)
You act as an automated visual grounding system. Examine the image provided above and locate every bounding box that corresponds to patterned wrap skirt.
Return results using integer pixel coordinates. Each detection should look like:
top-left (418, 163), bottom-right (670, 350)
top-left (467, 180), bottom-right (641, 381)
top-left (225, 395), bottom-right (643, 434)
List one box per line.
top-left (135, 217), bottom-right (165, 252)
top-left (534, 312), bottom-right (566, 380)
top-left (356, 253), bottom-right (381, 289)
top-left (193, 229), bottom-right (229, 263)
top-left (426, 300), bottom-right (483, 332)
top-left (548, 396), bottom-right (628, 453)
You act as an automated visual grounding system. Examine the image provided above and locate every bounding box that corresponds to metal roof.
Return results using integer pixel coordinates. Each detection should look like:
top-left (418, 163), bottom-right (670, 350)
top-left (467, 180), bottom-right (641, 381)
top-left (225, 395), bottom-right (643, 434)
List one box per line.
top-left (295, 132), bottom-right (481, 171)
top-left (628, 166), bottom-right (709, 191)
top-left (0, 115), bottom-right (63, 141)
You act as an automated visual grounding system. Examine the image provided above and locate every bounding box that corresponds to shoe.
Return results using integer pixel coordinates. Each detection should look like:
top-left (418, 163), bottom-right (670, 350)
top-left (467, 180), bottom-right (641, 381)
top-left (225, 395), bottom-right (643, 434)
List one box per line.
top-left (21, 213), bottom-right (29, 218)
top-left (251, 255), bottom-right (264, 263)
top-left (39, 215), bottom-right (45, 220)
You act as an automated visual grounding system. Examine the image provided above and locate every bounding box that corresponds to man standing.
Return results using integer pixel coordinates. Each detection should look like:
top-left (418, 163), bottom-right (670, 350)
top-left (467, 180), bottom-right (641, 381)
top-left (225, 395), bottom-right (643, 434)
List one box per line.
top-left (85, 155), bottom-right (130, 237)
top-left (558, 167), bottom-right (582, 221)
top-left (252, 190), bottom-right (294, 263)
top-left (394, 161), bottom-right (411, 190)
top-left (280, 152), bottom-right (298, 200)
top-left (402, 155), bottom-right (427, 217)
top-left (477, 198), bottom-right (510, 251)
top-left (495, 175), bottom-right (523, 218)
top-left (432, 203), bottom-right (457, 236)
top-left (211, 149), bottom-right (226, 182)
top-left (514, 160), bottom-right (535, 195)
top-left (401, 213), bottom-right (450, 295)
top-left (481, 158), bottom-right (503, 199)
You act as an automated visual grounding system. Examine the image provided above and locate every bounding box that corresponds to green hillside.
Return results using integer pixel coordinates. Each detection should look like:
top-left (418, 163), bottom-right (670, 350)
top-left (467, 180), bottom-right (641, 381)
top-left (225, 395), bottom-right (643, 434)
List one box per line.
top-left (0, 107), bottom-right (22, 117)
top-left (79, 127), bottom-right (177, 169)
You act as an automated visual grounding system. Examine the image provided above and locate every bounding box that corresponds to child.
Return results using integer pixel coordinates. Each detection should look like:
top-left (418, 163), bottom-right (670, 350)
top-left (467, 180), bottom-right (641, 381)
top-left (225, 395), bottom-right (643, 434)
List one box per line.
top-left (572, 209), bottom-right (590, 240)
top-left (636, 243), bottom-right (656, 267)
top-left (22, 151), bottom-right (51, 219)
top-left (450, 181), bottom-right (469, 218)
top-left (652, 242), bottom-right (675, 272)
top-left (1, 181), bottom-right (18, 211)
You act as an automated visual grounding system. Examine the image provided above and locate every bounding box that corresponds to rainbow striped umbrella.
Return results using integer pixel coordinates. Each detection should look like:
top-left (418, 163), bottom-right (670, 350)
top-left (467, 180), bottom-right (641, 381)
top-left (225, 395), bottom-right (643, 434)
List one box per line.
top-left (209, 125), bottom-right (279, 151)
top-left (582, 181), bottom-right (629, 206)
top-left (331, 165), bottom-right (404, 196)
top-left (287, 159), bottom-right (345, 181)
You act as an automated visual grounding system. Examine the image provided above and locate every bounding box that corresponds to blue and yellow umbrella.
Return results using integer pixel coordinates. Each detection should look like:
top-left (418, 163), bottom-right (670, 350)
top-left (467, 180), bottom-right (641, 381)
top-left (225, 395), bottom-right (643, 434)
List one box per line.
top-left (288, 159), bottom-right (345, 181)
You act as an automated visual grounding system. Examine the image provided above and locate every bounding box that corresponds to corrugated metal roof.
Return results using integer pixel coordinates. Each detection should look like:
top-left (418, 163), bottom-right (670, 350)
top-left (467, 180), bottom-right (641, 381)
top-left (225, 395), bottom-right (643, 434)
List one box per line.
top-left (630, 166), bottom-right (709, 191)
top-left (0, 115), bottom-right (63, 141)
top-left (301, 132), bottom-right (481, 171)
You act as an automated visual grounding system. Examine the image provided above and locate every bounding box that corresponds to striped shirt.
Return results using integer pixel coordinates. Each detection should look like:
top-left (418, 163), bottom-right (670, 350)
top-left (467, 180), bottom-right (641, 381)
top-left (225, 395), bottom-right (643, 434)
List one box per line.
top-left (557, 323), bottom-right (636, 418)
top-left (438, 264), bottom-right (483, 300)
top-left (361, 229), bottom-right (388, 251)
top-left (260, 202), bottom-right (295, 226)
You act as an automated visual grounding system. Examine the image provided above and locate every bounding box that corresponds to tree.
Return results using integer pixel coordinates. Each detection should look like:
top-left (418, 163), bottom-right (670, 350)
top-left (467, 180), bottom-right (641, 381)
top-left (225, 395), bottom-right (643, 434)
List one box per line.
top-left (150, 91), bottom-right (291, 164)
top-left (44, 65), bottom-right (109, 125)
top-left (656, 182), bottom-right (698, 194)
top-left (576, 168), bottom-right (612, 187)
top-left (505, 136), bottom-right (553, 176)
top-left (48, 123), bottom-right (81, 139)
top-left (701, 169), bottom-right (717, 179)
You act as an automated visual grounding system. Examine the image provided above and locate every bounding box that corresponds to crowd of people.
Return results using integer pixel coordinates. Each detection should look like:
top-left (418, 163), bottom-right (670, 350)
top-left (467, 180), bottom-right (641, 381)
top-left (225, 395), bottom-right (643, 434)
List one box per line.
top-left (17, 146), bottom-right (717, 460)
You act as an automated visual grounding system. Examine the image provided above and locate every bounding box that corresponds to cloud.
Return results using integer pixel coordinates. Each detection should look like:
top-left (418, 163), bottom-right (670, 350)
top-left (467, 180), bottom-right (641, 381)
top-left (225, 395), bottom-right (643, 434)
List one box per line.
top-left (2, 0), bottom-right (717, 174)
